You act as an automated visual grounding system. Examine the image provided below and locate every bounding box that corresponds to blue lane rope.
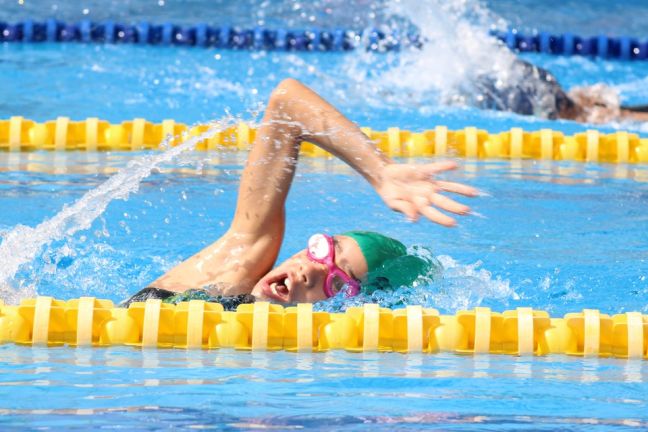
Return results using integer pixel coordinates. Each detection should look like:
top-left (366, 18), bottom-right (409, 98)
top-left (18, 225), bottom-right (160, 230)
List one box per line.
top-left (1, 20), bottom-right (647, 60)
top-left (490, 29), bottom-right (648, 60)
top-left (0, 20), bottom-right (419, 51)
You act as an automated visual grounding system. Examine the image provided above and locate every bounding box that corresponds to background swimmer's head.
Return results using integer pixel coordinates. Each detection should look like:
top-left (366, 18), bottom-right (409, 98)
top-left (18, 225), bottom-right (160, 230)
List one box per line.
top-left (564, 84), bottom-right (621, 123)
top-left (251, 231), bottom-right (438, 304)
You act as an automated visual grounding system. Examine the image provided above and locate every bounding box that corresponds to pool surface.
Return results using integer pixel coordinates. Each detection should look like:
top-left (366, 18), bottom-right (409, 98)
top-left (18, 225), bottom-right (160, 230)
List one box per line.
top-left (1, 346), bottom-right (647, 431)
top-left (1, 0), bottom-right (648, 429)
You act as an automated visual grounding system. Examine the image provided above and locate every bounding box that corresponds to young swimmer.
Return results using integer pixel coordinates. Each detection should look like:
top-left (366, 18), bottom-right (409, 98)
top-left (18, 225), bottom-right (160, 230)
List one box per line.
top-left (122, 79), bottom-right (478, 309)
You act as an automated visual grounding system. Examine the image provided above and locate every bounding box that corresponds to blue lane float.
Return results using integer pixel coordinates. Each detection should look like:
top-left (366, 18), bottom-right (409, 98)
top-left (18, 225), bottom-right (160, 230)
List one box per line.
top-left (0, 20), bottom-right (415, 51)
top-left (1, 20), bottom-right (647, 60)
top-left (490, 29), bottom-right (648, 60)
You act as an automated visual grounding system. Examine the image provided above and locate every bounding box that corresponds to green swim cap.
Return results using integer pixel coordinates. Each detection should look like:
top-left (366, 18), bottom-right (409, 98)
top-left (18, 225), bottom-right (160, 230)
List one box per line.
top-left (342, 231), bottom-right (438, 293)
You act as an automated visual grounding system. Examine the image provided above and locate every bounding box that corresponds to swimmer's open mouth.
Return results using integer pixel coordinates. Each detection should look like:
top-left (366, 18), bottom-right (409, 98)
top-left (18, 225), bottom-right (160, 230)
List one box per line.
top-left (262, 273), bottom-right (292, 302)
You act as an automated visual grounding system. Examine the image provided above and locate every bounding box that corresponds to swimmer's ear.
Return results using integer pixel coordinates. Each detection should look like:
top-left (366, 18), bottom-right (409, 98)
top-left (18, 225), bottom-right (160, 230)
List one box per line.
top-left (621, 104), bottom-right (648, 113)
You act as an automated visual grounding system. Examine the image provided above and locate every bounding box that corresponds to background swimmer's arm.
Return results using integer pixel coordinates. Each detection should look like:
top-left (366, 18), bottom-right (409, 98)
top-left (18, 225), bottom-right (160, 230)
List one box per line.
top-left (150, 78), bottom-right (476, 294)
top-left (619, 108), bottom-right (648, 122)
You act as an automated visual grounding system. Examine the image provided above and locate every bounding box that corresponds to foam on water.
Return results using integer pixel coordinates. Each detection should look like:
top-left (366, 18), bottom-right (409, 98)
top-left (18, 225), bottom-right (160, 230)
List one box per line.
top-left (380, 0), bottom-right (511, 101)
top-left (317, 252), bottom-right (518, 313)
top-left (315, 0), bottom-right (517, 113)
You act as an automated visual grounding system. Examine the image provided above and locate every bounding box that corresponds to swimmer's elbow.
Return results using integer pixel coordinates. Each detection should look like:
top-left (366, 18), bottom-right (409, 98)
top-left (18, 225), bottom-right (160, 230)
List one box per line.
top-left (276, 78), bottom-right (303, 92)
top-left (269, 78), bottom-right (305, 105)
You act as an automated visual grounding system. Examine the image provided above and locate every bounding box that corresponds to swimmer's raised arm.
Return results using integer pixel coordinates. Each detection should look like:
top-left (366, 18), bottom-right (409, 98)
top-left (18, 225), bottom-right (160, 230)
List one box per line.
top-left (150, 78), bottom-right (476, 294)
top-left (244, 79), bottom-right (478, 226)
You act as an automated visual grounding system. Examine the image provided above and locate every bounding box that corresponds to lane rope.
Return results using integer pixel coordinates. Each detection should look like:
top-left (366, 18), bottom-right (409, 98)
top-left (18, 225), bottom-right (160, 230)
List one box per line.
top-left (2, 20), bottom-right (646, 60)
top-left (1, 117), bottom-right (647, 163)
top-left (490, 29), bottom-right (648, 61)
top-left (1, 296), bottom-right (646, 357)
top-left (0, 20), bottom-right (412, 51)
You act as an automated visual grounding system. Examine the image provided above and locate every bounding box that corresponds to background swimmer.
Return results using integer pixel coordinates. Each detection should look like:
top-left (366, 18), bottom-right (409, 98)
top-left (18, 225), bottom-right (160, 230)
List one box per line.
top-left (473, 58), bottom-right (648, 123)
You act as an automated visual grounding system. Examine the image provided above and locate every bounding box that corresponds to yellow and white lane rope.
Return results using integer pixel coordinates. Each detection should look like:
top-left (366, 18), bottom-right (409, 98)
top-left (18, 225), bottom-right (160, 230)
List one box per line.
top-left (1, 117), bottom-right (647, 163)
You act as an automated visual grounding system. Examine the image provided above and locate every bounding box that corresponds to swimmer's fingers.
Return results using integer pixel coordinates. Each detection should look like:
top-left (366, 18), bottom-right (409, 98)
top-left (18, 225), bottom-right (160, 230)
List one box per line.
top-left (418, 203), bottom-right (457, 227)
top-left (390, 161), bottom-right (457, 182)
top-left (406, 183), bottom-right (472, 213)
top-left (405, 182), bottom-right (440, 199)
top-left (435, 180), bottom-right (479, 197)
top-left (392, 196), bottom-right (462, 226)
top-left (428, 193), bottom-right (470, 215)
top-left (416, 161), bottom-right (458, 179)
top-left (390, 199), bottom-right (420, 222)
top-left (414, 194), bottom-right (466, 223)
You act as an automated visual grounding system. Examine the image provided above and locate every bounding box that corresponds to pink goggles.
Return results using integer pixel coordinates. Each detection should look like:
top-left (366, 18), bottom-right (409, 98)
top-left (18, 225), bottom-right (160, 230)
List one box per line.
top-left (307, 233), bottom-right (361, 298)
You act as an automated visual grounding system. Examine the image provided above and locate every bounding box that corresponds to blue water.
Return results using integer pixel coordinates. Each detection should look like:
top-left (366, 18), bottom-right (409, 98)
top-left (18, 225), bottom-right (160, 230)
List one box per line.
top-left (2, 0), bottom-right (648, 429)
top-left (3, 44), bottom-right (648, 133)
top-left (0, 347), bottom-right (647, 431)
top-left (2, 0), bottom-right (648, 36)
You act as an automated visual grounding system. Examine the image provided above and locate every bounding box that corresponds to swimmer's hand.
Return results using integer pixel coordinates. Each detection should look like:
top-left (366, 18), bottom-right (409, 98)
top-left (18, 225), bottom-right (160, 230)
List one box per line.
top-left (374, 160), bottom-right (478, 226)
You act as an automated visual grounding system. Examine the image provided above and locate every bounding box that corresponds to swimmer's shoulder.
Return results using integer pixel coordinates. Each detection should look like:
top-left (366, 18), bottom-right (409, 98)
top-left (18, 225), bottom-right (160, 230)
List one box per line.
top-left (151, 229), bottom-right (279, 294)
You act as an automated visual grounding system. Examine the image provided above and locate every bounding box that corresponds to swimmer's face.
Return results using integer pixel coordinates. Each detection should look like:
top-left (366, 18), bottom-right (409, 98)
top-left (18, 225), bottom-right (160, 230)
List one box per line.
top-left (251, 235), bottom-right (368, 303)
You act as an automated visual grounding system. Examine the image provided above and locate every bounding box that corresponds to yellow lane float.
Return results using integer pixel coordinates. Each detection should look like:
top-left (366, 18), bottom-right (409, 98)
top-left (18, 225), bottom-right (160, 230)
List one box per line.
top-left (1, 117), bottom-right (647, 163)
top-left (0, 297), bottom-right (646, 358)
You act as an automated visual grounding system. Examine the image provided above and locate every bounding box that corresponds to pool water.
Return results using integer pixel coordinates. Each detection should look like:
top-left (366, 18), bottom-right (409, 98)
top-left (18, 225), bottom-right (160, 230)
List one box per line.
top-left (1, 347), bottom-right (646, 431)
top-left (1, 0), bottom-right (648, 429)
top-left (1, 155), bottom-right (646, 430)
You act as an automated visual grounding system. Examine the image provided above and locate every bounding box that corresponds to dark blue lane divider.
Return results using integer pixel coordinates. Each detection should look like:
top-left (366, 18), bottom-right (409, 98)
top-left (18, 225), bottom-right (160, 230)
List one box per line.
top-left (1, 20), bottom-right (646, 60)
top-left (0, 20), bottom-right (419, 51)
top-left (490, 29), bottom-right (648, 60)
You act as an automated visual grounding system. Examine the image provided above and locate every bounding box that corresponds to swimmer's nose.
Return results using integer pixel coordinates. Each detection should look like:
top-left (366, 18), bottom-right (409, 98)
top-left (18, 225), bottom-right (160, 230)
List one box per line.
top-left (298, 262), bottom-right (322, 291)
top-left (297, 263), bottom-right (310, 288)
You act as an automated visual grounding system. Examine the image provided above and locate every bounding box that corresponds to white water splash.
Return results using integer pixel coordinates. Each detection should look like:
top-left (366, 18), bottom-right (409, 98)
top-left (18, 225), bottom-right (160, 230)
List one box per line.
top-left (431, 255), bottom-right (518, 310)
top-left (0, 119), bottom-right (231, 304)
top-left (384, 0), bottom-right (511, 101)
top-left (326, 0), bottom-right (518, 110)
top-left (317, 254), bottom-right (518, 313)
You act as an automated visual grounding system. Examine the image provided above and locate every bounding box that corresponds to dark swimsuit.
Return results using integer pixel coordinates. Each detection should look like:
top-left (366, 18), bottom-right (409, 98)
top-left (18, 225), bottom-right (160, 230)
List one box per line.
top-left (121, 287), bottom-right (256, 311)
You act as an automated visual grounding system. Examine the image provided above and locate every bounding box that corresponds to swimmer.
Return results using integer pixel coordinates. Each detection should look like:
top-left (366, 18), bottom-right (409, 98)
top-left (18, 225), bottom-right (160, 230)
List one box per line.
top-left (122, 79), bottom-right (478, 309)
top-left (474, 59), bottom-right (648, 123)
